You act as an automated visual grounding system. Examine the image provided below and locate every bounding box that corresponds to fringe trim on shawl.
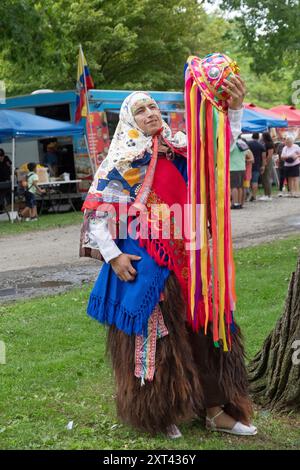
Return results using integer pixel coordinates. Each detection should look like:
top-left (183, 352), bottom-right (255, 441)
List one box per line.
top-left (87, 269), bottom-right (169, 337)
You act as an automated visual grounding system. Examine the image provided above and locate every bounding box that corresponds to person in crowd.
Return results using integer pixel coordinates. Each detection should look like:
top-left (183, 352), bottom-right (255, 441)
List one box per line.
top-left (43, 142), bottom-right (59, 177)
top-left (230, 138), bottom-right (253, 209)
top-left (259, 132), bottom-right (275, 201)
top-left (0, 148), bottom-right (12, 211)
top-left (0, 148), bottom-right (12, 182)
top-left (243, 145), bottom-right (254, 204)
top-left (275, 138), bottom-right (287, 194)
top-left (80, 88), bottom-right (257, 439)
top-left (247, 133), bottom-right (266, 201)
top-left (281, 135), bottom-right (300, 197)
top-left (20, 162), bottom-right (46, 221)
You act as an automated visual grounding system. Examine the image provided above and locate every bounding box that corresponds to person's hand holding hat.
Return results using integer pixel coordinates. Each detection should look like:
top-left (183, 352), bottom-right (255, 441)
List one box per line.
top-left (222, 75), bottom-right (246, 110)
top-left (187, 53), bottom-right (246, 112)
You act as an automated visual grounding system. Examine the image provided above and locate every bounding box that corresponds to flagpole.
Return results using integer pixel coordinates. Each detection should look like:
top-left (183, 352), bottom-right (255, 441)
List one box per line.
top-left (79, 45), bottom-right (97, 176)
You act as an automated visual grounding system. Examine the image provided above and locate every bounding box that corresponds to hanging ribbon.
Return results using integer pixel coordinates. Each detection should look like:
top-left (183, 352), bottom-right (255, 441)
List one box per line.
top-left (184, 59), bottom-right (236, 350)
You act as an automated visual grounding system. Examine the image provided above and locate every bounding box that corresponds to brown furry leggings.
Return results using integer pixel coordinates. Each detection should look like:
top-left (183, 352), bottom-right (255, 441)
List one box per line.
top-left (107, 273), bottom-right (253, 435)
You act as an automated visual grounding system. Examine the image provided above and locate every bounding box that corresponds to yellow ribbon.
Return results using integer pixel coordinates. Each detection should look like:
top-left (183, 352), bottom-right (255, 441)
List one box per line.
top-left (216, 111), bottom-right (228, 351)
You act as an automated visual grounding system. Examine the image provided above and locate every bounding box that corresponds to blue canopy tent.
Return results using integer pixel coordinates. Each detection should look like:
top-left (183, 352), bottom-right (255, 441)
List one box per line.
top-left (241, 108), bottom-right (288, 132)
top-left (0, 110), bottom-right (84, 221)
top-left (0, 109), bottom-right (84, 139)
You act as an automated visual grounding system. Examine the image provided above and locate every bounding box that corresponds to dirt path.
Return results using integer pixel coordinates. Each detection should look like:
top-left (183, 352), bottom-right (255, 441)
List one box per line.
top-left (231, 197), bottom-right (300, 248)
top-left (0, 197), bottom-right (299, 302)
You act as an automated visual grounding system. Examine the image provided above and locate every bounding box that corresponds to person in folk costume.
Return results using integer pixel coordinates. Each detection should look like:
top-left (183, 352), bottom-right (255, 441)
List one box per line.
top-left (80, 54), bottom-right (257, 438)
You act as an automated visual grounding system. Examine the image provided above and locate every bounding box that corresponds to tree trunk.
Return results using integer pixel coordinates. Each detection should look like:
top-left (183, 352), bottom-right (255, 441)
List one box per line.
top-left (248, 255), bottom-right (300, 412)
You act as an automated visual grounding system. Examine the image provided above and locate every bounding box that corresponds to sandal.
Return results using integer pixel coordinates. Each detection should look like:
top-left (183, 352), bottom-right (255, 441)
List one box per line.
top-left (206, 410), bottom-right (257, 436)
top-left (166, 424), bottom-right (182, 439)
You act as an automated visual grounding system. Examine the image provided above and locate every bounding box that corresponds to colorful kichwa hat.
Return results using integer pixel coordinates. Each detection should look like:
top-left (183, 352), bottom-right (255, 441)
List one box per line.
top-left (184, 53), bottom-right (241, 351)
top-left (187, 53), bottom-right (240, 112)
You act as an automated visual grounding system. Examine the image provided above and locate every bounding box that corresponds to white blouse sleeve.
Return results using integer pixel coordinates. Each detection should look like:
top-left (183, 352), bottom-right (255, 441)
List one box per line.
top-left (83, 210), bottom-right (122, 263)
top-left (228, 107), bottom-right (243, 146)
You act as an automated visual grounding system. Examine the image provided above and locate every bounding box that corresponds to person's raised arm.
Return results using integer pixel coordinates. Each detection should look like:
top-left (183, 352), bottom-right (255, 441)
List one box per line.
top-left (223, 75), bottom-right (246, 144)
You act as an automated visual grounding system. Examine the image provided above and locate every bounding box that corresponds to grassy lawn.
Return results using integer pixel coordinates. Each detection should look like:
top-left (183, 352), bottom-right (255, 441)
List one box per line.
top-left (0, 211), bottom-right (82, 237)
top-left (0, 236), bottom-right (299, 450)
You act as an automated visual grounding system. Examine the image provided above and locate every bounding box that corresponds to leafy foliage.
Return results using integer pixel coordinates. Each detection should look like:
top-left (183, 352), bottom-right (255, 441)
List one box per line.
top-left (219, 20), bottom-right (294, 107)
top-left (0, 0), bottom-right (228, 95)
top-left (211, 0), bottom-right (300, 102)
top-left (0, 0), bottom-right (297, 107)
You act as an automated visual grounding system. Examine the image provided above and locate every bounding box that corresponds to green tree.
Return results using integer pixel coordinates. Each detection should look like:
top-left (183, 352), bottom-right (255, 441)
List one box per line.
top-left (219, 21), bottom-right (293, 107)
top-left (1, 0), bottom-right (293, 107)
top-left (205, 1), bottom-right (300, 105)
top-left (213, 0), bottom-right (300, 71)
top-left (0, 0), bottom-right (230, 96)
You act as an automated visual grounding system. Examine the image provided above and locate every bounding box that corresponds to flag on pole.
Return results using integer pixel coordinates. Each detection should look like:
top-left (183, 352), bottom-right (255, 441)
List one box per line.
top-left (75, 46), bottom-right (94, 123)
